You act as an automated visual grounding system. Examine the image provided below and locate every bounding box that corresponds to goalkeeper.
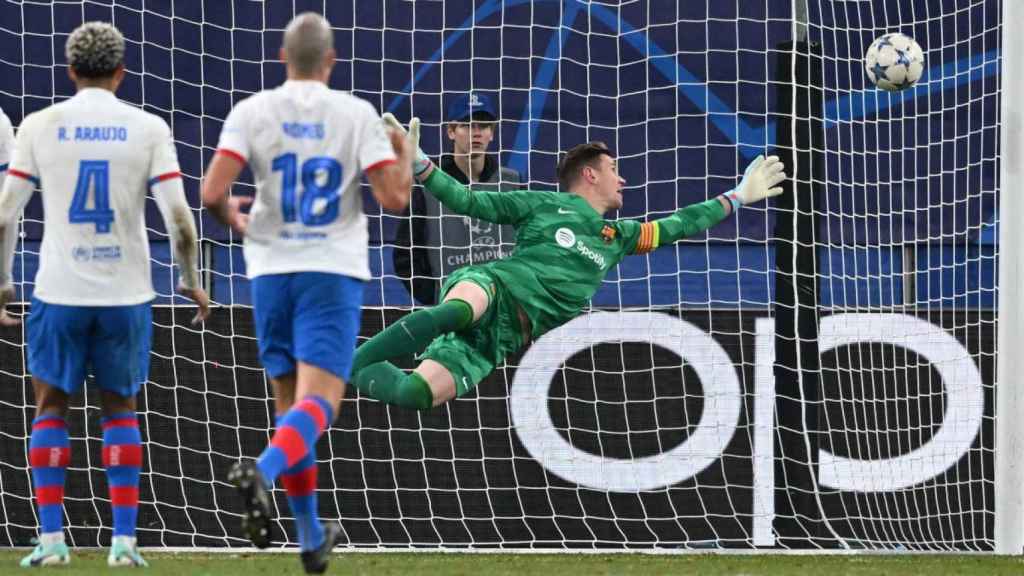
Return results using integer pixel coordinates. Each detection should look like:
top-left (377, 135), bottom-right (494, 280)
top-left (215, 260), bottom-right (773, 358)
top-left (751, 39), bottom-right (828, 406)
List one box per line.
top-left (351, 115), bottom-right (786, 409)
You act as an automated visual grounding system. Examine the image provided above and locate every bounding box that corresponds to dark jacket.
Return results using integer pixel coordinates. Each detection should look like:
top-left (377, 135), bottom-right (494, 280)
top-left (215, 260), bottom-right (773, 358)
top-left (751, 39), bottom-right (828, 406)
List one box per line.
top-left (392, 154), bottom-right (523, 305)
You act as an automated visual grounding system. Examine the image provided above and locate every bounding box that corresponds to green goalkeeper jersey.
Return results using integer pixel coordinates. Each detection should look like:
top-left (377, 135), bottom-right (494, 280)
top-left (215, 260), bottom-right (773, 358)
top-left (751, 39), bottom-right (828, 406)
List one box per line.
top-left (421, 166), bottom-right (730, 339)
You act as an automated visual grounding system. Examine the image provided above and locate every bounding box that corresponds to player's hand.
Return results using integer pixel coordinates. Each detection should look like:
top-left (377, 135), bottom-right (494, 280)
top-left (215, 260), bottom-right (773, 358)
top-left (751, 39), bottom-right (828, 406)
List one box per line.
top-left (382, 113), bottom-right (431, 178)
top-left (386, 129), bottom-right (413, 173)
top-left (176, 284), bottom-right (211, 325)
top-left (381, 112), bottom-right (421, 148)
top-left (225, 196), bottom-right (252, 236)
top-left (0, 285), bottom-right (19, 327)
top-left (731, 155), bottom-right (786, 205)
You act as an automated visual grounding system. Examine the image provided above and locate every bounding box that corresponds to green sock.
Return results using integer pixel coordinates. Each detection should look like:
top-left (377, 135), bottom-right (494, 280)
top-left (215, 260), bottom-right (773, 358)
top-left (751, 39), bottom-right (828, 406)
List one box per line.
top-left (352, 298), bottom-right (473, 375)
top-left (351, 362), bottom-right (433, 410)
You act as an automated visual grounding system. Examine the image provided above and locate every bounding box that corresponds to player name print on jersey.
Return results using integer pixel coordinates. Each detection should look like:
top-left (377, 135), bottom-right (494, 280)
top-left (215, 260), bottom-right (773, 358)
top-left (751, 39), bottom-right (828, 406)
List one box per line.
top-left (281, 122), bottom-right (325, 139)
top-left (58, 126), bottom-right (128, 142)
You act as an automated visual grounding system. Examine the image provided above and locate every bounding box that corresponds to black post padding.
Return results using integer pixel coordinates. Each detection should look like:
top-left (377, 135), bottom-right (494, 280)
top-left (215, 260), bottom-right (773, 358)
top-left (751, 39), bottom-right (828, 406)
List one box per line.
top-left (772, 40), bottom-right (833, 549)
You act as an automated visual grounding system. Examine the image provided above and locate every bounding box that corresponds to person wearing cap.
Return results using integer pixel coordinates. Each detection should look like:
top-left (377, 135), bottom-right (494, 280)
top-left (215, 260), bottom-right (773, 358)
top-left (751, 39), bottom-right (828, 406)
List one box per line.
top-left (392, 92), bottom-right (523, 305)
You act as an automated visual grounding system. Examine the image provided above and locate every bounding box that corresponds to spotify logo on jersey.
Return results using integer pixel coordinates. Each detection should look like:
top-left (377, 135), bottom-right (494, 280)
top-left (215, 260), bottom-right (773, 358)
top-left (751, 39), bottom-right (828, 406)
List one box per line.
top-left (555, 228), bottom-right (576, 248)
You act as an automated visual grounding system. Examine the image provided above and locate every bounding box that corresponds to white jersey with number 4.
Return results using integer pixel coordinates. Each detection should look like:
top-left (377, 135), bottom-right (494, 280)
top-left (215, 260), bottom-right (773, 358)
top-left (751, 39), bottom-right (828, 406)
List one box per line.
top-left (215, 80), bottom-right (396, 280)
top-left (7, 88), bottom-right (182, 306)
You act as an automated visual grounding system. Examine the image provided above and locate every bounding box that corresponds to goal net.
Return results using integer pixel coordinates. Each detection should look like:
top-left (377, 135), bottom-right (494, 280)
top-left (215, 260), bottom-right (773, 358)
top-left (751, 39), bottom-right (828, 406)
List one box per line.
top-left (0, 0), bottom-right (1002, 551)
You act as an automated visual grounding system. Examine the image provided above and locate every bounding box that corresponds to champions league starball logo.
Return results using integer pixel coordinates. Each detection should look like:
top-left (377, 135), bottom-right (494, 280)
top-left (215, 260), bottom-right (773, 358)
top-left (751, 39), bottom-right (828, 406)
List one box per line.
top-left (463, 216), bottom-right (497, 245)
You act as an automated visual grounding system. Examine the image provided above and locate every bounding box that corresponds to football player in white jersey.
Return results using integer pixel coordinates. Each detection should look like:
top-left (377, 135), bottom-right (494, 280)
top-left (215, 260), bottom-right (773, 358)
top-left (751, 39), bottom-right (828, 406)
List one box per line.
top-left (201, 12), bottom-right (412, 573)
top-left (0, 22), bottom-right (210, 568)
top-left (0, 105), bottom-right (15, 324)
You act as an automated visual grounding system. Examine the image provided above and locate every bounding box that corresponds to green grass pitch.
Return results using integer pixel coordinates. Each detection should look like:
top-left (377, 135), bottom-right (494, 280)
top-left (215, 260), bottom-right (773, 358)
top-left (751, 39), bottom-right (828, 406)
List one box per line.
top-left (0, 551), bottom-right (1022, 575)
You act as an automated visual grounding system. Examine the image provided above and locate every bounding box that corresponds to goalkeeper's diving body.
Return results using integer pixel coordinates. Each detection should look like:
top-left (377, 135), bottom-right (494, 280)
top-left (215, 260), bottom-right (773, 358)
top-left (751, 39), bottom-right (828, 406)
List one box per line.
top-left (350, 117), bottom-right (786, 409)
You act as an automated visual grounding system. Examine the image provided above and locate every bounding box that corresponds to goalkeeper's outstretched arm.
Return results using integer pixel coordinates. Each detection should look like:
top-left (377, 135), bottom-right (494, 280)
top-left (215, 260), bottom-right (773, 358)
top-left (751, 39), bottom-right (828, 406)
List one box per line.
top-left (419, 165), bottom-right (541, 224)
top-left (382, 113), bottom-right (541, 225)
top-left (629, 155), bottom-right (786, 254)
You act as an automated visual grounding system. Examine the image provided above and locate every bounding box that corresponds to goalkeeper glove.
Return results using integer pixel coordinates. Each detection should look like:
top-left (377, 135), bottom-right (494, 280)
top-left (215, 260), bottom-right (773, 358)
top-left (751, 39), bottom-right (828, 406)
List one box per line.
top-left (381, 112), bottom-right (431, 178)
top-left (723, 155), bottom-right (786, 212)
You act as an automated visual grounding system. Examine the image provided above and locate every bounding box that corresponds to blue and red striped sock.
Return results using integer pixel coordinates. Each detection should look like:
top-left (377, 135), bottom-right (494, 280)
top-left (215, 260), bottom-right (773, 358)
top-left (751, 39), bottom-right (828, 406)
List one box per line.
top-left (102, 412), bottom-right (142, 537)
top-left (29, 415), bottom-right (70, 536)
top-left (256, 396), bottom-right (333, 486)
top-left (281, 445), bottom-right (325, 551)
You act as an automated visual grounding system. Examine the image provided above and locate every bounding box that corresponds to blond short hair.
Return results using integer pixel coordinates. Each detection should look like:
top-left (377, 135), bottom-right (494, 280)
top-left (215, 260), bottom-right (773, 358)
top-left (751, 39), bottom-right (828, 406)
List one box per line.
top-left (283, 13), bottom-right (334, 75)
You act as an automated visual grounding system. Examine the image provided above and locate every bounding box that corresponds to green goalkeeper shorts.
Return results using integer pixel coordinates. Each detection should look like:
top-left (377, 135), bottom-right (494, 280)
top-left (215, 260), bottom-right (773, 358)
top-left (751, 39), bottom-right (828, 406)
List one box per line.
top-left (419, 265), bottom-right (527, 397)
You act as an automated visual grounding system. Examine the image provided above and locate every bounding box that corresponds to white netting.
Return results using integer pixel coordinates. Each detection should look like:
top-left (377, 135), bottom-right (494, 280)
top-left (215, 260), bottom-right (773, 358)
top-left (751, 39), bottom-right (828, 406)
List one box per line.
top-left (0, 0), bottom-right (1001, 551)
top-left (788, 0), bottom-right (999, 550)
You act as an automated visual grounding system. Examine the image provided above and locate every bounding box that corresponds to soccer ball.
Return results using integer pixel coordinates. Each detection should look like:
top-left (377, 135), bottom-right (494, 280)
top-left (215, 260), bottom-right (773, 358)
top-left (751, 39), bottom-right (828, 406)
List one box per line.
top-left (864, 33), bottom-right (925, 91)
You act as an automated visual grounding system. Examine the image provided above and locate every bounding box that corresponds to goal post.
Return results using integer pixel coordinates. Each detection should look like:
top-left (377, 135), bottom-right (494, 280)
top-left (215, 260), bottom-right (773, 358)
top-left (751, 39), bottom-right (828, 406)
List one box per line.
top-left (772, 37), bottom-right (831, 548)
top-left (788, 0), bottom-right (999, 552)
top-left (0, 0), bottom-right (1006, 552)
top-left (995, 0), bottom-right (1024, 556)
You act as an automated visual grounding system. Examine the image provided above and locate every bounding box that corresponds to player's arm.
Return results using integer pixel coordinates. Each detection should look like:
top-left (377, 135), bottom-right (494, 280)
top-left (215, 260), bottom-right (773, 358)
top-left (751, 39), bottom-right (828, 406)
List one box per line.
top-left (0, 173), bottom-right (35, 324)
top-left (420, 166), bottom-right (539, 224)
top-left (201, 101), bottom-right (253, 235)
top-left (0, 115), bottom-right (36, 324)
top-left (381, 114), bottom-right (538, 224)
top-left (365, 124), bottom-right (412, 212)
top-left (152, 177), bottom-right (208, 324)
top-left (626, 155), bottom-right (786, 254)
top-left (149, 119), bottom-right (209, 324)
top-left (636, 199), bottom-right (729, 253)
top-left (201, 151), bottom-right (250, 234)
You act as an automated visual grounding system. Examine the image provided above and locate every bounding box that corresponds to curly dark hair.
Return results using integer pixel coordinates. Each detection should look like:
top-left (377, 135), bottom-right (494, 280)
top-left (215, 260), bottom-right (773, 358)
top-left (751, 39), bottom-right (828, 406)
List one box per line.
top-left (65, 21), bottom-right (124, 79)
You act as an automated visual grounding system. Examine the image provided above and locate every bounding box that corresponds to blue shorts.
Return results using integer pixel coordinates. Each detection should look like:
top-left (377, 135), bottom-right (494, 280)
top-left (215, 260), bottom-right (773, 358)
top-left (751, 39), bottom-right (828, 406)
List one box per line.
top-left (27, 297), bottom-right (152, 398)
top-left (251, 272), bottom-right (364, 381)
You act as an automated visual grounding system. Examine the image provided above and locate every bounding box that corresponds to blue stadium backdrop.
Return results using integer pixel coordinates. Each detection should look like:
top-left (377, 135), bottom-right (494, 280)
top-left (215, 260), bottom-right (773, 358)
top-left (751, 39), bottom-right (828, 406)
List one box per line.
top-left (0, 0), bottom-right (1002, 551)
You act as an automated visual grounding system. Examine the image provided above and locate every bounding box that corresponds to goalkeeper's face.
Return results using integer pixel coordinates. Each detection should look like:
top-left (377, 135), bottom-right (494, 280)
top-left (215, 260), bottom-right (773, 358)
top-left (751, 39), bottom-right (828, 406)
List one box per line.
top-left (591, 154), bottom-right (625, 210)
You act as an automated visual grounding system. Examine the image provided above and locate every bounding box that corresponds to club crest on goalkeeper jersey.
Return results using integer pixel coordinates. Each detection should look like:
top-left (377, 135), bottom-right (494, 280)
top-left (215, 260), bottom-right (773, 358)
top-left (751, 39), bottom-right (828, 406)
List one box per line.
top-left (215, 80), bottom-right (396, 280)
top-left (473, 191), bottom-right (650, 339)
top-left (7, 88), bottom-right (182, 306)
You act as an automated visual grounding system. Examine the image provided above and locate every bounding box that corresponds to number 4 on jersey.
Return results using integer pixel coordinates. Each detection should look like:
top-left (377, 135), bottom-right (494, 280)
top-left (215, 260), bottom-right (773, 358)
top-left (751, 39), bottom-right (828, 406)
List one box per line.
top-left (69, 160), bottom-right (114, 234)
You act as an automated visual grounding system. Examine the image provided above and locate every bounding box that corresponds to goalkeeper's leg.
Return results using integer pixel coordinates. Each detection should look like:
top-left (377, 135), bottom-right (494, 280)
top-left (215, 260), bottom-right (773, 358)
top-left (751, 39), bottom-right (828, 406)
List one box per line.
top-left (351, 360), bottom-right (435, 409)
top-left (350, 292), bottom-right (479, 374)
top-left (353, 274), bottom-right (530, 411)
top-left (349, 280), bottom-right (488, 406)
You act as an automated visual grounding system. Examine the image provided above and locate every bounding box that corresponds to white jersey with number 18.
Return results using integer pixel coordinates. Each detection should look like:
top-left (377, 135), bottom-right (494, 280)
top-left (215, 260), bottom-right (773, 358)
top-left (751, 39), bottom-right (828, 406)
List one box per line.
top-left (7, 88), bottom-right (182, 306)
top-left (215, 80), bottom-right (397, 280)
